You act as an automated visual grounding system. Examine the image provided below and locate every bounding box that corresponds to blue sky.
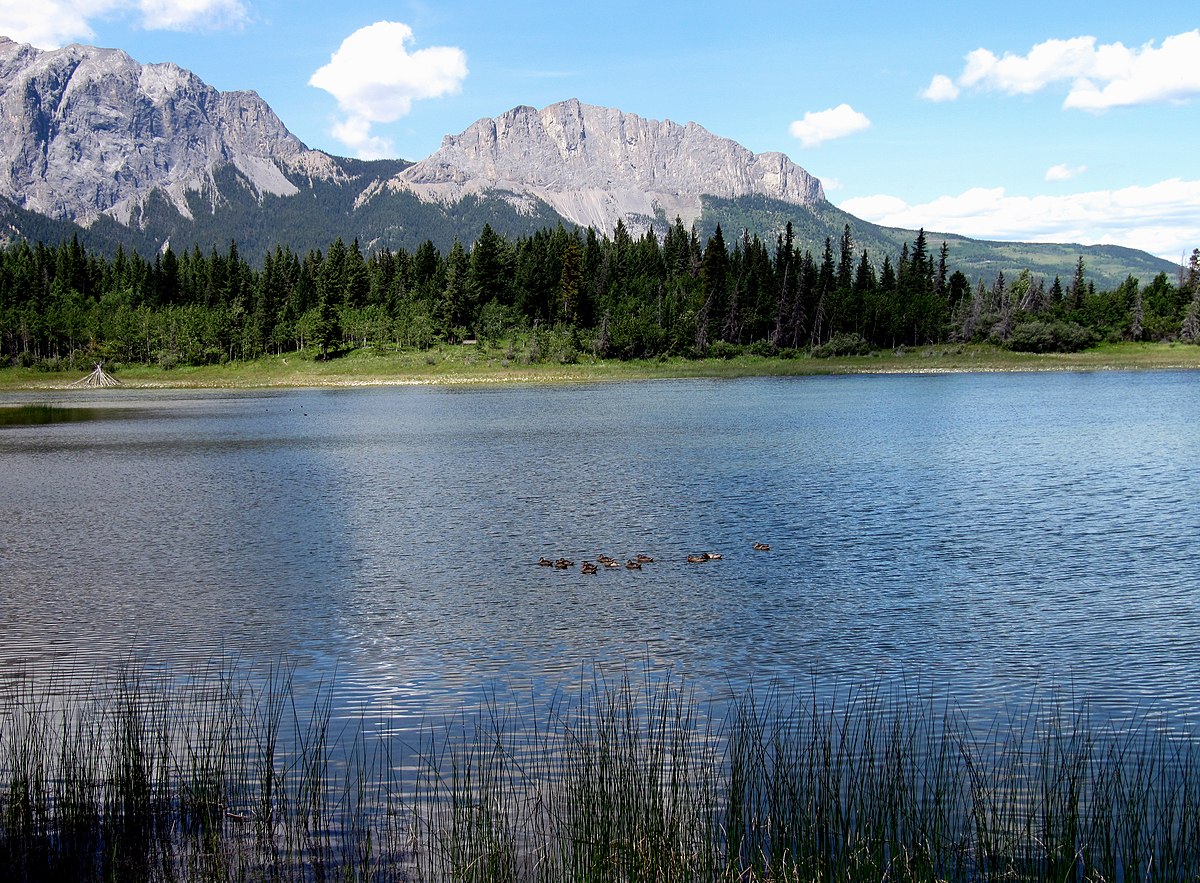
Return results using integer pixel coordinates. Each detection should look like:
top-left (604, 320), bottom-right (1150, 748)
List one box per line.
top-left (3, 0), bottom-right (1198, 261)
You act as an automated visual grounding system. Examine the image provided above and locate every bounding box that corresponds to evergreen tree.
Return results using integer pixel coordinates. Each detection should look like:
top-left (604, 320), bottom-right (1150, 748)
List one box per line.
top-left (558, 230), bottom-right (584, 325)
top-left (469, 223), bottom-right (510, 308)
top-left (1067, 256), bottom-right (1086, 311)
top-left (836, 225), bottom-right (854, 292)
top-left (344, 239), bottom-right (370, 308)
top-left (698, 224), bottom-right (729, 350)
top-left (438, 241), bottom-right (470, 340)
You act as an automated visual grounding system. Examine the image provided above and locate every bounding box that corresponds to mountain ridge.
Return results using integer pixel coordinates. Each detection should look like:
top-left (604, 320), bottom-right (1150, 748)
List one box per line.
top-left (380, 99), bottom-right (825, 237)
top-left (0, 35), bottom-right (1181, 289)
top-left (0, 36), bottom-right (343, 227)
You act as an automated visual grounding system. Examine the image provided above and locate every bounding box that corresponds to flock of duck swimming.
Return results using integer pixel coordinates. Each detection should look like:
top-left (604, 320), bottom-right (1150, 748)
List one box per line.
top-left (538, 543), bottom-right (770, 574)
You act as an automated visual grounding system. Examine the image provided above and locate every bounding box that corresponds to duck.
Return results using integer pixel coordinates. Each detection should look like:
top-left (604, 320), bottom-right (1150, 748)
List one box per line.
top-left (687, 554), bottom-right (708, 564)
top-left (635, 554), bottom-right (654, 563)
top-left (538, 557), bottom-right (554, 567)
top-left (604, 559), bottom-right (622, 568)
top-left (554, 558), bottom-right (574, 569)
top-left (625, 559), bottom-right (642, 570)
top-left (581, 561), bottom-right (598, 574)
top-left (596, 554), bottom-right (616, 565)
top-left (703, 552), bottom-right (723, 560)
top-left (753, 543), bottom-right (771, 552)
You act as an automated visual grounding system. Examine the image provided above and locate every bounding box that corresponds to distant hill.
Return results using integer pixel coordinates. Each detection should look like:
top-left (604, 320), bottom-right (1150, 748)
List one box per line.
top-left (0, 35), bottom-right (1180, 288)
top-left (693, 196), bottom-right (1179, 290)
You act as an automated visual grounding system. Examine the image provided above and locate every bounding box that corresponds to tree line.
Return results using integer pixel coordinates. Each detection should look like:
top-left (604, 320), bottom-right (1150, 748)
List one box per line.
top-left (2, 219), bottom-right (1198, 370)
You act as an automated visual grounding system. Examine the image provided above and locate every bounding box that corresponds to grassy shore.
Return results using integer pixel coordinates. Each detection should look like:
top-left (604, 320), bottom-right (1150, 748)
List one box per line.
top-left (3, 341), bottom-right (1200, 391)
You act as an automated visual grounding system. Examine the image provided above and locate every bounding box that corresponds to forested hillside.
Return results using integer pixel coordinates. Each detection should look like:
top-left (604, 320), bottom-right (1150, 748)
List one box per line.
top-left (3, 220), bottom-right (1198, 370)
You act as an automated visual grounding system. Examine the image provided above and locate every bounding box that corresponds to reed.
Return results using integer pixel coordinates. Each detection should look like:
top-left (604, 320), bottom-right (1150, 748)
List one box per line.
top-left (2, 660), bottom-right (1198, 881)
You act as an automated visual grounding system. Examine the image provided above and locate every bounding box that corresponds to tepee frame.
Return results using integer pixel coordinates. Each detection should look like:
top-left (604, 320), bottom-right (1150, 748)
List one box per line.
top-left (70, 363), bottom-right (122, 388)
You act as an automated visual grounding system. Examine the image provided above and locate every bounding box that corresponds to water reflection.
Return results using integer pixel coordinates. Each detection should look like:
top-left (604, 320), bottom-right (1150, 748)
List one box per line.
top-left (1, 374), bottom-right (1198, 734)
top-left (0, 402), bottom-right (126, 426)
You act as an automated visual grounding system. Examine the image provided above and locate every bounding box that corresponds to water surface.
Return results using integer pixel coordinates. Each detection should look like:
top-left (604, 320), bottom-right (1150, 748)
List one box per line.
top-left (2, 372), bottom-right (1197, 731)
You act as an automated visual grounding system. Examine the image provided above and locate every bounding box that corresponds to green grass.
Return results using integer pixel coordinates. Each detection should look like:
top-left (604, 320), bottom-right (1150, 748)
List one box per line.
top-left (3, 341), bottom-right (1200, 391)
top-left (3, 660), bottom-right (1199, 882)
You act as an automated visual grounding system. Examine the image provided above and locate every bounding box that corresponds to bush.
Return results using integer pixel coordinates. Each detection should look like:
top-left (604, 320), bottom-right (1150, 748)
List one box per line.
top-left (1006, 321), bottom-right (1096, 353)
top-left (706, 340), bottom-right (741, 360)
top-left (812, 333), bottom-right (871, 358)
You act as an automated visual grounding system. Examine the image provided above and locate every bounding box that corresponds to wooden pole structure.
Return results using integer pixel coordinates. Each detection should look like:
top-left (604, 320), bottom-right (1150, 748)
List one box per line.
top-left (69, 363), bottom-right (122, 388)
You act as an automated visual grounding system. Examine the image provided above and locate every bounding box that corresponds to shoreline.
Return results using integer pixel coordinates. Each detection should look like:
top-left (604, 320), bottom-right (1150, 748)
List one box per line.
top-left (3, 341), bottom-right (1200, 391)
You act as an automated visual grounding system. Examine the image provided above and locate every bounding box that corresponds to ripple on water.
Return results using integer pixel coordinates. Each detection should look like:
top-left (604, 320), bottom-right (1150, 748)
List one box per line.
top-left (0, 374), bottom-right (1198, 734)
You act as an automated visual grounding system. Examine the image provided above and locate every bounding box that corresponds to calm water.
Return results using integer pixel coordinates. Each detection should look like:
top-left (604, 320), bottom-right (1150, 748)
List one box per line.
top-left (2, 372), bottom-right (1199, 732)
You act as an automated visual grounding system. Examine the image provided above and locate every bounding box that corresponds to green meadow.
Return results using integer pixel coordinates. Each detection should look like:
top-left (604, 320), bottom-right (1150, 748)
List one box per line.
top-left (3, 341), bottom-right (1200, 391)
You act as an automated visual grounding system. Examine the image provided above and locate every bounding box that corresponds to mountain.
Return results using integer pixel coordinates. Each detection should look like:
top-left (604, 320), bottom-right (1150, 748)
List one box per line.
top-left (0, 36), bottom-right (567, 260)
top-left (0, 36), bottom-right (1180, 288)
top-left (378, 99), bottom-right (824, 237)
top-left (0, 36), bottom-right (336, 226)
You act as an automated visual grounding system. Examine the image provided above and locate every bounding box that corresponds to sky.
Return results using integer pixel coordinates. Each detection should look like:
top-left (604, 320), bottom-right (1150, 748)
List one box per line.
top-left (2, 0), bottom-right (1198, 262)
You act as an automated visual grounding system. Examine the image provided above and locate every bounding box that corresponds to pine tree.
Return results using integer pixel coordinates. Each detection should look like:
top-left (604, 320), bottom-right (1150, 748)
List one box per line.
top-left (558, 231), bottom-right (584, 325)
top-left (836, 224), bottom-right (854, 292)
top-left (1067, 256), bottom-right (1086, 311)
top-left (438, 241), bottom-right (470, 340)
top-left (698, 224), bottom-right (728, 351)
top-left (469, 223), bottom-right (510, 308)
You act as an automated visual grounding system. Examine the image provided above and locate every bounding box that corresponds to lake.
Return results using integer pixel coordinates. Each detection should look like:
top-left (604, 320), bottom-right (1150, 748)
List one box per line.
top-left (2, 371), bottom-right (1199, 735)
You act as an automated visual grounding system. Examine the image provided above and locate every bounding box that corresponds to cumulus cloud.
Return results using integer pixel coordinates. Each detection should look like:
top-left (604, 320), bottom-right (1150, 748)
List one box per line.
top-left (1045, 163), bottom-right (1087, 182)
top-left (839, 179), bottom-right (1200, 261)
top-left (923, 29), bottom-right (1200, 112)
top-left (135, 0), bottom-right (248, 31)
top-left (0, 0), bottom-right (247, 47)
top-left (788, 104), bottom-right (871, 148)
top-left (0, 0), bottom-right (246, 47)
top-left (920, 74), bottom-right (960, 102)
top-left (0, 0), bottom-right (109, 47)
top-left (309, 21), bottom-right (467, 159)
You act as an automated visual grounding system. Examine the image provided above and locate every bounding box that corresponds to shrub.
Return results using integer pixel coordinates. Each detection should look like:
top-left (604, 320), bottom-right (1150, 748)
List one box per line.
top-left (1006, 320), bottom-right (1096, 353)
top-left (707, 340), bottom-right (741, 360)
top-left (812, 332), bottom-right (871, 358)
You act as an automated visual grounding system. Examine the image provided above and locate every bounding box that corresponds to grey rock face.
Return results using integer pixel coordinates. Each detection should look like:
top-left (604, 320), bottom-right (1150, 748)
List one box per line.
top-left (0, 36), bottom-right (333, 226)
top-left (386, 98), bottom-right (826, 234)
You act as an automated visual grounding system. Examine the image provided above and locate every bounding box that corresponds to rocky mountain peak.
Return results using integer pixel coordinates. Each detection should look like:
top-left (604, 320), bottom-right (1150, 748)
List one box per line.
top-left (0, 36), bottom-right (333, 227)
top-left (386, 99), bottom-right (826, 235)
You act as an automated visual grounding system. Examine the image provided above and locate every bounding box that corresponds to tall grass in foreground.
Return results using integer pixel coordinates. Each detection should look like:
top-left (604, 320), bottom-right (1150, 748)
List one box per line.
top-left (2, 663), bottom-right (1199, 882)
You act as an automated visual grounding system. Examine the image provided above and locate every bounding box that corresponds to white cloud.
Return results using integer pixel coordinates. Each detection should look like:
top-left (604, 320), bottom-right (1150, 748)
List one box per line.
top-left (788, 103), bottom-right (871, 148)
top-left (920, 73), bottom-right (960, 102)
top-left (0, 0), bottom-right (246, 47)
top-left (1045, 163), bottom-right (1087, 182)
top-left (839, 179), bottom-right (1200, 261)
top-left (958, 36), bottom-right (1098, 95)
top-left (309, 21), bottom-right (467, 159)
top-left (924, 29), bottom-right (1200, 112)
top-left (134, 0), bottom-right (248, 31)
top-left (0, 0), bottom-right (108, 47)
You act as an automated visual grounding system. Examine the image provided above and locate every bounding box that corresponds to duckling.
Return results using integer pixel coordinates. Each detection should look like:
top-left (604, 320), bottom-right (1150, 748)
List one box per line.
top-left (753, 543), bottom-right (771, 552)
